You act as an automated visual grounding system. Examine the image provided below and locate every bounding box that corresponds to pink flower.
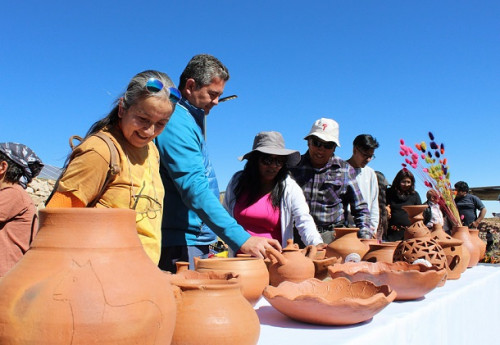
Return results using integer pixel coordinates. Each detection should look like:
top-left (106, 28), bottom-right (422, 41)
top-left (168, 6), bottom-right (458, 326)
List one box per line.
top-left (400, 139), bottom-right (405, 145)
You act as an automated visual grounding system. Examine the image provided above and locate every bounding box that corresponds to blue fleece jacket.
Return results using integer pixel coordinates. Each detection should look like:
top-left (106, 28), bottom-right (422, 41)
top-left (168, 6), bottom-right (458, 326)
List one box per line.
top-left (155, 98), bottom-right (250, 251)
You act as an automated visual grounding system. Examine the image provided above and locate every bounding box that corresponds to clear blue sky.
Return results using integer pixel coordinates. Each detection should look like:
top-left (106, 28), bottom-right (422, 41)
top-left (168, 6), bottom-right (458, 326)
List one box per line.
top-left (1, 1), bottom-right (499, 216)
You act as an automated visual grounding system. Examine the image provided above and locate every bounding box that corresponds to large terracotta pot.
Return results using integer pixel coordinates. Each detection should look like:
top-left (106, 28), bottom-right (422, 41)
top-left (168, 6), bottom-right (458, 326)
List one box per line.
top-left (194, 256), bottom-right (269, 306)
top-left (0, 208), bottom-right (176, 345)
top-left (469, 229), bottom-right (486, 261)
top-left (325, 228), bottom-right (369, 262)
top-left (170, 277), bottom-right (260, 345)
top-left (266, 239), bottom-right (315, 287)
top-left (431, 224), bottom-right (466, 279)
top-left (452, 226), bottom-right (479, 268)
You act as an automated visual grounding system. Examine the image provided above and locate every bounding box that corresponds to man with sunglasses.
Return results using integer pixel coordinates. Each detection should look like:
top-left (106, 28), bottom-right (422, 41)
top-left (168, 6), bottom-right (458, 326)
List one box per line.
top-left (155, 54), bottom-right (281, 272)
top-left (290, 118), bottom-right (371, 244)
top-left (345, 134), bottom-right (380, 238)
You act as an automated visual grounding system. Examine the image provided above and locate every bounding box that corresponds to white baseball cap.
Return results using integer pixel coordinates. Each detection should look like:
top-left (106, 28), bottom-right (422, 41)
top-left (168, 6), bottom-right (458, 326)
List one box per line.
top-left (304, 118), bottom-right (340, 147)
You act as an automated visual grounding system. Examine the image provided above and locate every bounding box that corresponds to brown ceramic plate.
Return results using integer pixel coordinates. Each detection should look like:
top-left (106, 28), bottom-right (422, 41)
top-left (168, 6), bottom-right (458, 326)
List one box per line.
top-left (262, 277), bottom-right (396, 325)
top-left (328, 261), bottom-right (447, 301)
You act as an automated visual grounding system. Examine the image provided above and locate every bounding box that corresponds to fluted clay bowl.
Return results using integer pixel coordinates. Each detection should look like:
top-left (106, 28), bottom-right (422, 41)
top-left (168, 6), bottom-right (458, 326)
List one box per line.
top-left (262, 277), bottom-right (396, 325)
top-left (328, 261), bottom-right (446, 301)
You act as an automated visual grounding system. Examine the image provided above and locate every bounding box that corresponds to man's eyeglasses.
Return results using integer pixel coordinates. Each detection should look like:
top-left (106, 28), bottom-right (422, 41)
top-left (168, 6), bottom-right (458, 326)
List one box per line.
top-left (132, 183), bottom-right (162, 219)
top-left (311, 138), bottom-right (335, 150)
top-left (259, 155), bottom-right (287, 167)
top-left (146, 78), bottom-right (182, 104)
top-left (356, 147), bottom-right (376, 160)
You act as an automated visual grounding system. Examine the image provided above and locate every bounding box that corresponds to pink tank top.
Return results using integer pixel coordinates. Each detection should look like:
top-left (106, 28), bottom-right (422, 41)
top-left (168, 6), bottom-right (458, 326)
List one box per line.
top-left (234, 192), bottom-right (282, 244)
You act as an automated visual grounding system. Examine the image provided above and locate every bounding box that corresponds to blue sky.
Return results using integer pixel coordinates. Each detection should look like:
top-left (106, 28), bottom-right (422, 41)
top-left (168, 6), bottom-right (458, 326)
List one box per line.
top-left (1, 1), bottom-right (499, 216)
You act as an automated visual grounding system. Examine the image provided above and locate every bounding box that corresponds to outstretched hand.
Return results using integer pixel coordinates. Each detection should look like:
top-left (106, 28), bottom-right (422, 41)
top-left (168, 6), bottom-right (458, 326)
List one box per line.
top-left (240, 237), bottom-right (282, 259)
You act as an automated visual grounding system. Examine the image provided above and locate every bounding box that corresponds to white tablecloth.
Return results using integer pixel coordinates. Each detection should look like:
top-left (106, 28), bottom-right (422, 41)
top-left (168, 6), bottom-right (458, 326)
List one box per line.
top-left (255, 264), bottom-right (500, 345)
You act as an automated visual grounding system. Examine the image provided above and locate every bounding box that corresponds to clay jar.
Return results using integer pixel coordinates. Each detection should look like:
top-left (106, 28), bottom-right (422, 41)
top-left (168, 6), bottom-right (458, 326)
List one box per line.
top-left (194, 256), bottom-right (268, 306)
top-left (326, 228), bottom-right (369, 262)
top-left (469, 229), bottom-right (486, 261)
top-left (363, 242), bottom-right (398, 263)
top-left (170, 277), bottom-right (260, 345)
top-left (266, 239), bottom-right (315, 286)
top-left (0, 208), bottom-right (176, 345)
top-left (452, 226), bottom-right (479, 268)
top-left (431, 224), bottom-right (466, 280)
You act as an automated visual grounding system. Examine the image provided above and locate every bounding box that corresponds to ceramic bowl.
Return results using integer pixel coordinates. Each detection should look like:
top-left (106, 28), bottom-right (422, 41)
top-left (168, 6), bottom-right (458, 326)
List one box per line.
top-left (328, 261), bottom-right (447, 301)
top-left (262, 277), bottom-right (396, 325)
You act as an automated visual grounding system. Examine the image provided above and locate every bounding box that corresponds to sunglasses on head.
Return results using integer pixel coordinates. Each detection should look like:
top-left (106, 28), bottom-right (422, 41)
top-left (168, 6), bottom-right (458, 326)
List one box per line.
top-left (259, 155), bottom-right (287, 167)
top-left (311, 138), bottom-right (335, 150)
top-left (145, 78), bottom-right (181, 104)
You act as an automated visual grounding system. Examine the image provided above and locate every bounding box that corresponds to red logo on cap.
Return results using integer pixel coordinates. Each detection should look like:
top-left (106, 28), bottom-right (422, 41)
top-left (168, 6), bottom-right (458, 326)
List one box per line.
top-left (322, 124), bottom-right (328, 131)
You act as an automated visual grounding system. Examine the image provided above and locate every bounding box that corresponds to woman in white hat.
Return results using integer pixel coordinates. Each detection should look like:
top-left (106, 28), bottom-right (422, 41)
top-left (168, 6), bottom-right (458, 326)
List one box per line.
top-left (223, 131), bottom-right (324, 252)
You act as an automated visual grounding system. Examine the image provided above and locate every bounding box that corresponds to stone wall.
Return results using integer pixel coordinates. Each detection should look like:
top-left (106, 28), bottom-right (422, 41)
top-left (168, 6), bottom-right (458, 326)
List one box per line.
top-left (26, 178), bottom-right (56, 209)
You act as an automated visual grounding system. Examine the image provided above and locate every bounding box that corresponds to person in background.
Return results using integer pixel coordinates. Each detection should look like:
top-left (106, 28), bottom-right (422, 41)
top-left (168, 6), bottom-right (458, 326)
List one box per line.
top-left (385, 169), bottom-right (422, 241)
top-left (290, 118), bottom-right (370, 244)
top-left (223, 131), bottom-right (324, 252)
top-left (155, 54), bottom-right (280, 272)
top-left (375, 171), bottom-right (389, 241)
top-left (0, 143), bottom-right (43, 277)
top-left (346, 134), bottom-right (380, 237)
top-left (47, 70), bottom-right (179, 265)
top-left (423, 189), bottom-right (450, 234)
top-left (454, 181), bottom-right (486, 228)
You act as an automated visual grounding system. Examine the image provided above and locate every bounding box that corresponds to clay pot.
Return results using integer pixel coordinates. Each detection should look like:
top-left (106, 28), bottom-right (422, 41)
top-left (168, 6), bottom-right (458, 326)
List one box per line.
top-left (266, 239), bottom-right (315, 286)
top-left (263, 277), bottom-right (396, 325)
top-left (452, 226), bottom-right (479, 268)
top-left (0, 208), bottom-right (176, 345)
top-left (301, 246), bottom-right (341, 280)
top-left (171, 277), bottom-right (260, 345)
top-left (431, 224), bottom-right (466, 279)
top-left (469, 229), bottom-right (486, 261)
top-left (325, 228), bottom-right (369, 263)
top-left (194, 256), bottom-right (268, 306)
top-left (363, 242), bottom-right (398, 263)
top-left (328, 261), bottom-right (447, 301)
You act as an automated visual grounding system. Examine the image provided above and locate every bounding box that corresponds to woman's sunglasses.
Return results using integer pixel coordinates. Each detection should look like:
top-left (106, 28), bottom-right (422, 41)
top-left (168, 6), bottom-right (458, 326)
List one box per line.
top-left (311, 138), bottom-right (335, 150)
top-left (146, 78), bottom-right (181, 104)
top-left (259, 155), bottom-right (287, 167)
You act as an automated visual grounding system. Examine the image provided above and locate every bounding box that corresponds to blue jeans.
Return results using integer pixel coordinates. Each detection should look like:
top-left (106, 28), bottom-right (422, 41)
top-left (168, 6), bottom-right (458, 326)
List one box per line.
top-left (158, 245), bottom-right (210, 273)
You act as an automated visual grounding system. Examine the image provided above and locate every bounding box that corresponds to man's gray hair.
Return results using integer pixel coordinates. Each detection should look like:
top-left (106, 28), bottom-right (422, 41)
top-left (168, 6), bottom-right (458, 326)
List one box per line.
top-left (178, 54), bottom-right (229, 91)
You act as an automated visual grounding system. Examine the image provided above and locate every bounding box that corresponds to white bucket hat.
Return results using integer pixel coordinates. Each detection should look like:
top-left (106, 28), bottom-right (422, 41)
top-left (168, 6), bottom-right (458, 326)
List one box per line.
top-left (239, 131), bottom-right (301, 166)
top-left (304, 118), bottom-right (340, 147)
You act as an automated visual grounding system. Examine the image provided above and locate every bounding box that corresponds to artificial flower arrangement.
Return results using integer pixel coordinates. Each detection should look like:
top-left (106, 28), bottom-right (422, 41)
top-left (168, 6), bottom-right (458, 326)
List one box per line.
top-left (399, 132), bottom-right (462, 227)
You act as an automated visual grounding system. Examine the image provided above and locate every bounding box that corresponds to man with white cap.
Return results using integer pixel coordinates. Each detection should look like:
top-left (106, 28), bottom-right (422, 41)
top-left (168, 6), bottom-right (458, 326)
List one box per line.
top-left (290, 118), bottom-right (371, 243)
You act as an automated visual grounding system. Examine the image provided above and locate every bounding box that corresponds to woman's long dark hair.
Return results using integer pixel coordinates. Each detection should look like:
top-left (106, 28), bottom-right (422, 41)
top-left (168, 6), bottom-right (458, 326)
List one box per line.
top-left (389, 168), bottom-right (416, 196)
top-left (234, 151), bottom-right (288, 209)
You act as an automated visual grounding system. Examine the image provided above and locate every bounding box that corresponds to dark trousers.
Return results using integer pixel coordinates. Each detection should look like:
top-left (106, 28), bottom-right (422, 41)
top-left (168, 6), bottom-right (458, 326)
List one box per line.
top-left (158, 245), bottom-right (210, 273)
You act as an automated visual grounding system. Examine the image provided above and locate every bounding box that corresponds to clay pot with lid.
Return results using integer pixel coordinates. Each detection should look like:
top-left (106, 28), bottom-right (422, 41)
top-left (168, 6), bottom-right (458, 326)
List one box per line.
top-left (266, 239), bottom-right (315, 286)
top-left (452, 226), bottom-right (479, 268)
top-left (431, 224), bottom-right (466, 279)
top-left (0, 208), bottom-right (177, 345)
top-left (170, 273), bottom-right (260, 345)
top-left (469, 229), bottom-right (486, 261)
top-left (193, 256), bottom-right (269, 306)
top-left (325, 228), bottom-right (369, 263)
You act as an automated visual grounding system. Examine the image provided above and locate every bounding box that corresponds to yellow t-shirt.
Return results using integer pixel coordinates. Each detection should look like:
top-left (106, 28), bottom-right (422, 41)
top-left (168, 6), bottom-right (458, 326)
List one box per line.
top-left (57, 127), bottom-right (164, 264)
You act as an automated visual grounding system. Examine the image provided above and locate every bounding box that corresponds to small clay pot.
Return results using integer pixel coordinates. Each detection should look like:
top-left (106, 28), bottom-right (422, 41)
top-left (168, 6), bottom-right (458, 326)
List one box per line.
top-left (431, 224), bottom-right (465, 279)
top-left (266, 240), bottom-right (315, 286)
top-left (194, 256), bottom-right (269, 306)
top-left (452, 226), bottom-right (479, 268)
top-left (325, 228), bottom-right (369, 262)
top-left (171, 277), bottom-right (260, 345)
top-left (363, 242), bottom-right (398, 263)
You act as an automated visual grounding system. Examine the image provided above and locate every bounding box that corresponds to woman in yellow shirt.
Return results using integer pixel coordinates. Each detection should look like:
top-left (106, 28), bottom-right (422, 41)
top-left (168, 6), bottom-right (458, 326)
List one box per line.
top-left (47, 70), bottom-right (180, 264)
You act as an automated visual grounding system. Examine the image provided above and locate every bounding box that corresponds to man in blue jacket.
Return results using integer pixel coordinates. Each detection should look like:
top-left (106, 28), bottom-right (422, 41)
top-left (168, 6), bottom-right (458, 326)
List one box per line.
top-left (155, 54), bottom-right (281, 272)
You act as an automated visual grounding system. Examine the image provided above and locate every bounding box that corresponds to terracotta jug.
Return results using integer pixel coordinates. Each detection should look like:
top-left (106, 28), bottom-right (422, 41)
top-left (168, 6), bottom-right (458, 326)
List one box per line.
top-left (170, 277), bottom-right (260, 345)
top-left (325, 228), bottom-right (369, 262)
top-left (469, 229), bottom-right (486, 261)
top-left (0, 208), bottom-right (176, 345)
top-left (363, 242), bottom-right (398, 263)
top-left (194, 256), bottom-right (269, 306)
top-left (431, 224), bottom-right (466, 279)
top-left (452, 226), bottom-right (479, 268)
top-left (266, 239), bottom-right (315, 286)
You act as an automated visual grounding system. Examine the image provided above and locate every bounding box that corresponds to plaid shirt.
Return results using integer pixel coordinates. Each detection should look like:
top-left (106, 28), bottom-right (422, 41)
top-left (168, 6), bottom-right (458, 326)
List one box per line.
top-left (290, 153), bottom-right (370, 232)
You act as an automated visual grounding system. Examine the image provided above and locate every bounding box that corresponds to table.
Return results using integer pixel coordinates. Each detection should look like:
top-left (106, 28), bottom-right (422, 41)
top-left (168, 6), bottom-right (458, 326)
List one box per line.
top-left (255, 264), bottom-right (500, 345)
